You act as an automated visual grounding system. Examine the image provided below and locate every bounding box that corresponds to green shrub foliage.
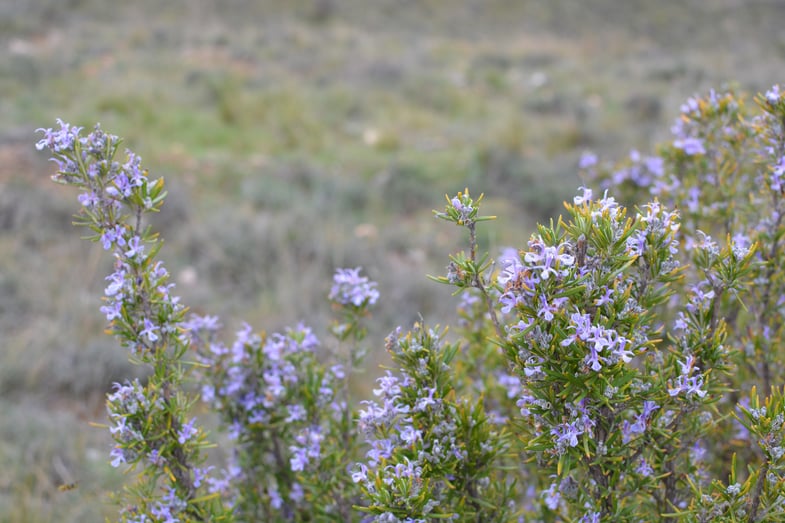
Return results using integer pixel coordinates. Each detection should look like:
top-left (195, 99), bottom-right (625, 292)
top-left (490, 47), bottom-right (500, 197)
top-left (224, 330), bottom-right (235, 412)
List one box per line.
top-left (36, 85), bottom-right (785, 521)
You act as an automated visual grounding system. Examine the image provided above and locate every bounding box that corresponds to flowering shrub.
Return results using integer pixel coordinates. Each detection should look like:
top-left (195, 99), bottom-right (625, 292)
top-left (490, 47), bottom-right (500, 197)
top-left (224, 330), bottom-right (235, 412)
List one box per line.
top-left (36, 84), bottom-right (785, 522)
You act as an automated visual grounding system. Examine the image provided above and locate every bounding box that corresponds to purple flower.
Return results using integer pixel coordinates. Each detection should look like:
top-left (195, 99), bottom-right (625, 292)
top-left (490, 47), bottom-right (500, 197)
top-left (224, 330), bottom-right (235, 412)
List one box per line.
top-left (584, 345), bottom-right (603, 372)
top-left (451, 196), bottom-right (474, 223)
top-left (686, 281), bottom-right (715, 314)
top-left (674, 137), bottom-right (706, 156)
top-left (268, 483), bottom-right (283, 509)
top-left (150, 488), bottom-right (186, 523)
top-left (140, 318), bottom-right (160, 343)
top-left (580, 512), bottom-right (601, 523)
top-left (635, 457), bottom-right (654, 477)
top-left (573, 186), bottom-right (594, 206)
top-left (537, 294), bottom-right (567, 322)
top-left (124, 151), bottom-right (146, 186)
top-left (766, 85), bottom-right (781, 104)
top-left (329, 267), bottom-right (379, 307)
top-left (286, 404), bottom-right (306, 422)
top-left (399, 425), bottom-right (422, 445)
top-left (497, 373), bottom-right (522, 399)
top-left (691, 441), bottom-right (708, 463)
top-left (498, 249), bottom-right (524, 285)
top-left (413, 387), bottom-right (437, 412)
top-left (289, 427), bottom-right (324, 472)
top-left (290, 447), bottom-right (308, 472)
top-left (668, 356), bottom-right (707, 398)
top-left (177, 418), bottom-right (198, 444)
top-left (35, 119), bottom-right (82, 153)
top-left (351, 463), bottom-right (369, 483)
top-left (578, 152), bottom-right (598, 170)
top-left (192, 466), bottom-right (213, 488)
top-left (110, 446), bottom-right (127, 468)
top-left (551, 421), bottom-right (583, 449)
top-left (524, 239), bottom-right (574, 280)
top-left (289, 482), bottom-right (304, 503)
top-left (105, 266), bottom-right (127, 297)
top-left (680, 96), bottom-right (701, 117)
top-left (622, 401), bottom-right (659, 443)
top-left (184, 314), bottom-right (222, 333)
top-left (499, 291), bottom-right (523, 314)
top-left (542, 482), bottom-right (561, 510)
top-left (125, 236), bottom-right (145, 259)
top-left (611, 335), bottom-right (634, 364)
top-left (148, 449), bottom-right (165, 467)
top-left (100, 300), bottom-right (123, 322)
top-left (626, 230), bottom-right (646, 257)
top-left (594, 287), bottom-right (614, 307)
top-left (373, 371), bottom-right (402, 397)
top-left (78, 191), bottom-right (100, 208)
top-left (100, 224), bottom-right (127, 250)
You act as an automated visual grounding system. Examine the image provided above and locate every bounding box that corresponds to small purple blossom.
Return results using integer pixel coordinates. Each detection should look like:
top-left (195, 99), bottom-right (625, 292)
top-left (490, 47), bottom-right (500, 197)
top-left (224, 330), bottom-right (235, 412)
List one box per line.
top-left (329, 267), bottom-right (380, 307)
top-left (594, 286), bottom-right (614, 307)
top-left (177, 418), bottom-right (198, 445)
top-left (289, 427), bottom-right (324, 472)
top-left (351, 463), bottom-right (369, 483)
top-left (524, 237), bottom-right (574, 280)
top-left (578, 152), bottom-right (598, 170)
top-left (668, 355), bottom-right (707, 398)
top-left (35, 119), bottom-right (82, 153)
top-left (140, 318), bottom-right (160, 343)
top-left (78, 190), bottom-right (100, 208)
top-left (110, 446), bottom-right (127, 468)
top-left (125, 235), bottom-right (145, 259)
top-left (580, 512), bottom-right (601, 523)
top-left (635, 457), bottom-right (654, 477)
top-left (451, 196), bottom-right (474, 223)
top-left (542, 482), bottom-right (561, 510)
top-left (674, 137), bottom-right (706, 156)
top-left (551, 421), bottom-right (583, 450)
top-left (766, 85), bottom-right (782, 104)
top-left (574, 186), bottom-right (593, 205)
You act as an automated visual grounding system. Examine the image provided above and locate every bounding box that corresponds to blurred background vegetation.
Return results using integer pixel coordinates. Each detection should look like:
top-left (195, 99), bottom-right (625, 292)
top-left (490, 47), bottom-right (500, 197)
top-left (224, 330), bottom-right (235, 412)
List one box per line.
top-left (2, 0), bottom-right (784, 520)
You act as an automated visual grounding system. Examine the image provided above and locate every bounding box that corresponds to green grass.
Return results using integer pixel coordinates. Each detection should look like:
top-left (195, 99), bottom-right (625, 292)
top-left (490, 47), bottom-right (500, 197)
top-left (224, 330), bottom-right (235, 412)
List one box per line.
top-left (3, 1), bottom-right (785, 520)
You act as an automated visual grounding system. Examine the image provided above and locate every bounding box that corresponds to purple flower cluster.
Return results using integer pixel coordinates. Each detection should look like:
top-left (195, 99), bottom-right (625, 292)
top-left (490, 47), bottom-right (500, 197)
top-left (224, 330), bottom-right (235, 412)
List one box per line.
top-left (549, 401), bottom-right (597, 452)
top-left (626, 201), bottom-right (680, 259)
top-left (35, 118), bottom-right (82, 153)
top-left (354, 324), bottom-right (506, 520)
top-left (613, 150), bottom-right (666, 187)
top-left (498, 234), bottom-right (574, 317)
top-left (289, 426), bottom-right (324, 471)
top-left (621, 400), bottom-right (660, 444)
top-left (188, 318), bottom-right (339, 437)
top-left (451, 195), bottom-right (474, 224)
top-left (561, 311), bottom-right (634, 371)
top-left (121, 487), bottom-right (187, 523)
top-left (668, 355), bottom-right (707, 399)
top-left (185, 315), bottom-right (349, 516)
top-left (329, 267), bottom-right (380, 307)
top-left (107, 380), bottom-right (164, 467)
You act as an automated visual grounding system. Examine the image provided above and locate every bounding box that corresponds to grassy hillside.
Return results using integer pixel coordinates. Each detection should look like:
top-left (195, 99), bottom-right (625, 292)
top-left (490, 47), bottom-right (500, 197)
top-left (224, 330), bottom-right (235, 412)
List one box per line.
top-left (2, 1), bottom-right (784, 520)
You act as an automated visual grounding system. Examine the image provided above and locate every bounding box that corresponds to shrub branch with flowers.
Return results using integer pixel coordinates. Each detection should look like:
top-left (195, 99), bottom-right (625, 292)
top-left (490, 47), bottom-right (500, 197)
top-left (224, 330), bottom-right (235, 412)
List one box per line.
top-left (35, 84), bottom-right (785, 522)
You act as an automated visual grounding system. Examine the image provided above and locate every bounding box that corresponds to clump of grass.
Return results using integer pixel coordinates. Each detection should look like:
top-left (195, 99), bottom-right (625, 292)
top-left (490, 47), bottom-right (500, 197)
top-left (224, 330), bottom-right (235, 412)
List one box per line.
top-left (0, 399), bottom-right (123, 523)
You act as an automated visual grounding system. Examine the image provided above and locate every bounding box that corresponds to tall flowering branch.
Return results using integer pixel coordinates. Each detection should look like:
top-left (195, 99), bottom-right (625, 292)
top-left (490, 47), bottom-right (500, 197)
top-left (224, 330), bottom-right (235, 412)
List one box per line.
top-left (36, 121), bottom-right (227, 522)
top-left (433, 188), bottom-right (503, 340)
